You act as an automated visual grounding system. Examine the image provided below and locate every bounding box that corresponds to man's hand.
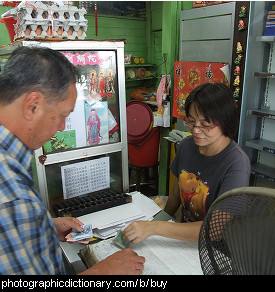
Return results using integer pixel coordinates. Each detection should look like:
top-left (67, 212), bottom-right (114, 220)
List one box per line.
top-left (52, 217), bottom-right (84, 242)
top-left (80, 248), bottom-right (146, 275)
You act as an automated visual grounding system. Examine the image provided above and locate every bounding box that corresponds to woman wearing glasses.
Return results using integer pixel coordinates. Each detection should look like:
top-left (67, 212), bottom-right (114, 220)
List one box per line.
top-left (123, 82), bottom-right (250, 243)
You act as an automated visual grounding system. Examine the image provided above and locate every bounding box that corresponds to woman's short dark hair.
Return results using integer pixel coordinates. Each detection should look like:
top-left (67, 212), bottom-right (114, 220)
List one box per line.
top-left (185, 83), bottom-right (238, 138)
top-left (0, 46), bottom-right (79, 105)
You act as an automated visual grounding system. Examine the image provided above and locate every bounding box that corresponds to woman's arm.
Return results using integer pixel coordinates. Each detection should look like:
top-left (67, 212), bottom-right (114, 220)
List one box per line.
top-left (123, 174), bottom-right (201, 243)
top-left (123, 220), bottom-right (202, 243)
top-left (163, 176), bottom-right (181, 216)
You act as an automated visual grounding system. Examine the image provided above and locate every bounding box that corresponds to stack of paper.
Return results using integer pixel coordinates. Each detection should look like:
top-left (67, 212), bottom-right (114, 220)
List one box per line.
top-left (77, 192), bottom-right (162, 239)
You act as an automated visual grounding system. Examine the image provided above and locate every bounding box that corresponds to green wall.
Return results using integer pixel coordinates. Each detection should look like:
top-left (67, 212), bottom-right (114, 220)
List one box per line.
top-left (150, 1), bottom-right (193, 195)
top-left (85, 14), bottom-right (147, 58)
top-left (0, 5), bottom-right (13, 46)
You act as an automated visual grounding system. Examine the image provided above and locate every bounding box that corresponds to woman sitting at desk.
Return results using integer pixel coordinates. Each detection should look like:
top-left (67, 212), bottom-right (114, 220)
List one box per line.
top-left (123, 82), bottom-right (250, 243)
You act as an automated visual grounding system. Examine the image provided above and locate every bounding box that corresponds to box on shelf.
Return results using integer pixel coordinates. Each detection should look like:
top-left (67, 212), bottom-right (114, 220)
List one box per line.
top-left (264, 3), bottom-right (275, 36)
top-left (1, 2), bottom-right (88, 42)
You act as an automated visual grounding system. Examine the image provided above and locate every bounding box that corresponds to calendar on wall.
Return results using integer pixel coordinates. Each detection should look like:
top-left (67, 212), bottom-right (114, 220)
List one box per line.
top-left (61, 157), bottom-right (110, 199)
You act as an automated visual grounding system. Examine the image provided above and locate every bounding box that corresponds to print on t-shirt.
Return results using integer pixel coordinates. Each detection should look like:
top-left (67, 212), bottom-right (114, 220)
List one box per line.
top-left (179, 169), bottom-right (209, 222)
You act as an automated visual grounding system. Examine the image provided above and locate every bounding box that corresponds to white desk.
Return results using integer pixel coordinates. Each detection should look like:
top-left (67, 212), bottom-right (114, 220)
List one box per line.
top-left (60, 192), bottom-right (202, 275)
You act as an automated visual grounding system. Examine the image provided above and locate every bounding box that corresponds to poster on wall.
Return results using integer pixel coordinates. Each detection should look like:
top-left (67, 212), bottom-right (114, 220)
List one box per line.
top-left (172, 61), bottom-right (230, 120)
top-left (62, 51), bottom-right (117, 102)
top-left (43, 50), bottom-right (117, 153)
top-left (85, 100), bottom-right (109, 146)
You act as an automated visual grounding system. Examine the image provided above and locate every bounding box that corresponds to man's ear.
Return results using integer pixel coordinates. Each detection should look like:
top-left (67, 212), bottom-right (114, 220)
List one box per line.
top-left (23, 92), bottom-right (42, 121)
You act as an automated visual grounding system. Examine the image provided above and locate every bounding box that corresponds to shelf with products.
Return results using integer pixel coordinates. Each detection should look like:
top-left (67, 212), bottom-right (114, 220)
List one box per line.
top-left (245, 111), bottom-right (275, 181)
top-left (239, 2), bottom-right (275, 187)
top-left (125, 63), bottom-right (156, 82)
top-left (245, 87), bottom-right (275, 183)
top-left (247, 33), bottom-right (275, 157)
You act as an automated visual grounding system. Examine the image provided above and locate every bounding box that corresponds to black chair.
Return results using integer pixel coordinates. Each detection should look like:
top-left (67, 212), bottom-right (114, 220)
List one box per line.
top-left (199, 186), bottom-right (275, 275)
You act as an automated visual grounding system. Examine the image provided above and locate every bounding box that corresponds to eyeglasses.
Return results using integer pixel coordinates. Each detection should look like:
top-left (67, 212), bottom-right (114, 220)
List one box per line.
top-left (184, 120), bottom-right (219, 133)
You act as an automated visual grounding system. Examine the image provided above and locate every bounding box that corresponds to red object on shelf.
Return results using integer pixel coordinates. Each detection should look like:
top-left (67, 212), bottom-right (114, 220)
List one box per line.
top-left (1, 17), bottom-right (16, 42)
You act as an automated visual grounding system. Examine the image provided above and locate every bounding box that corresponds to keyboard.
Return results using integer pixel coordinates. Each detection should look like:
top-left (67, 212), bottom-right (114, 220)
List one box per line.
top-left (52, 189), bottom-right (132, 217)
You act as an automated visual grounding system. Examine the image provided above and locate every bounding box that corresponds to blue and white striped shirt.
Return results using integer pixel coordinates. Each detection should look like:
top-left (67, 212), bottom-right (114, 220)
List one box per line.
top-left (0, 125), bottom-right (65, 275)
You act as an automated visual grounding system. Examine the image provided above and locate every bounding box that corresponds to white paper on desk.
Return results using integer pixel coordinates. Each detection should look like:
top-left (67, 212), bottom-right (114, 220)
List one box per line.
top-left (93, 218), bottom-right (145, 239)
top-left (134, 235), bottom-right (202, 275)
top-left (77, 192), bottom-right (161, 239)
top-left (86, 235), bottom-right (202, 275)
top-left (130, 191), bottom-right (162, 220)
top-left (77, 203), bottom-right (145, 230)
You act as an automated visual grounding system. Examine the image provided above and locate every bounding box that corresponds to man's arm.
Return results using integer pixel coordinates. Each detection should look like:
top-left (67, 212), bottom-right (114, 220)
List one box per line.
top-left (78, 249), bottom-right (145, 275)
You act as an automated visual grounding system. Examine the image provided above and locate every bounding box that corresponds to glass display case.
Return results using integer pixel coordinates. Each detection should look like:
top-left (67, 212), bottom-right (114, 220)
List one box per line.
top-left (0, 40), bottom-right (129, 212)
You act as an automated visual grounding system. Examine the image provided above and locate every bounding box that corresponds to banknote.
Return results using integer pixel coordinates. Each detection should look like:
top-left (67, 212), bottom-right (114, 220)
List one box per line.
top-left (66, 224), bottom-right (93, 242)
top-left (113, 229), bottom-right (130, 249)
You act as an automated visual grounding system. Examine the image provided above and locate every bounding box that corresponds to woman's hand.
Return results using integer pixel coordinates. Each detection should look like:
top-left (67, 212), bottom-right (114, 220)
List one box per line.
top-left (123, 221), bottom-right (156, 244)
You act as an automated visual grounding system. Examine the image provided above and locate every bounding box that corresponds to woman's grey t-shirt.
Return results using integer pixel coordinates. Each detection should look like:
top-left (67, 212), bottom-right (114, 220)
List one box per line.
top-left (170, 136), bottom-right (251, 222)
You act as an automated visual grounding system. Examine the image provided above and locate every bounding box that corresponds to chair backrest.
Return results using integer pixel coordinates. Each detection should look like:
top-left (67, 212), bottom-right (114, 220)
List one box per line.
top-left (198, 187), bottom-right (275, 275)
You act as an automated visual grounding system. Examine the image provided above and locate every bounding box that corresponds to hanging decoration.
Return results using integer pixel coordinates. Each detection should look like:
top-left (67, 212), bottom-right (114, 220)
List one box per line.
top-left (236, 41), bottom-right (243, 53)
top-left (233, 41), bottom-right (243, 93)
top-left (172, 61), bottom-right (230, 119)
top-left (239, 5), bottom-right (247, 17)
top-left (238, 19), bottom-right (246, 30)
top-left (231, 3), bottom-right (249, 101)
